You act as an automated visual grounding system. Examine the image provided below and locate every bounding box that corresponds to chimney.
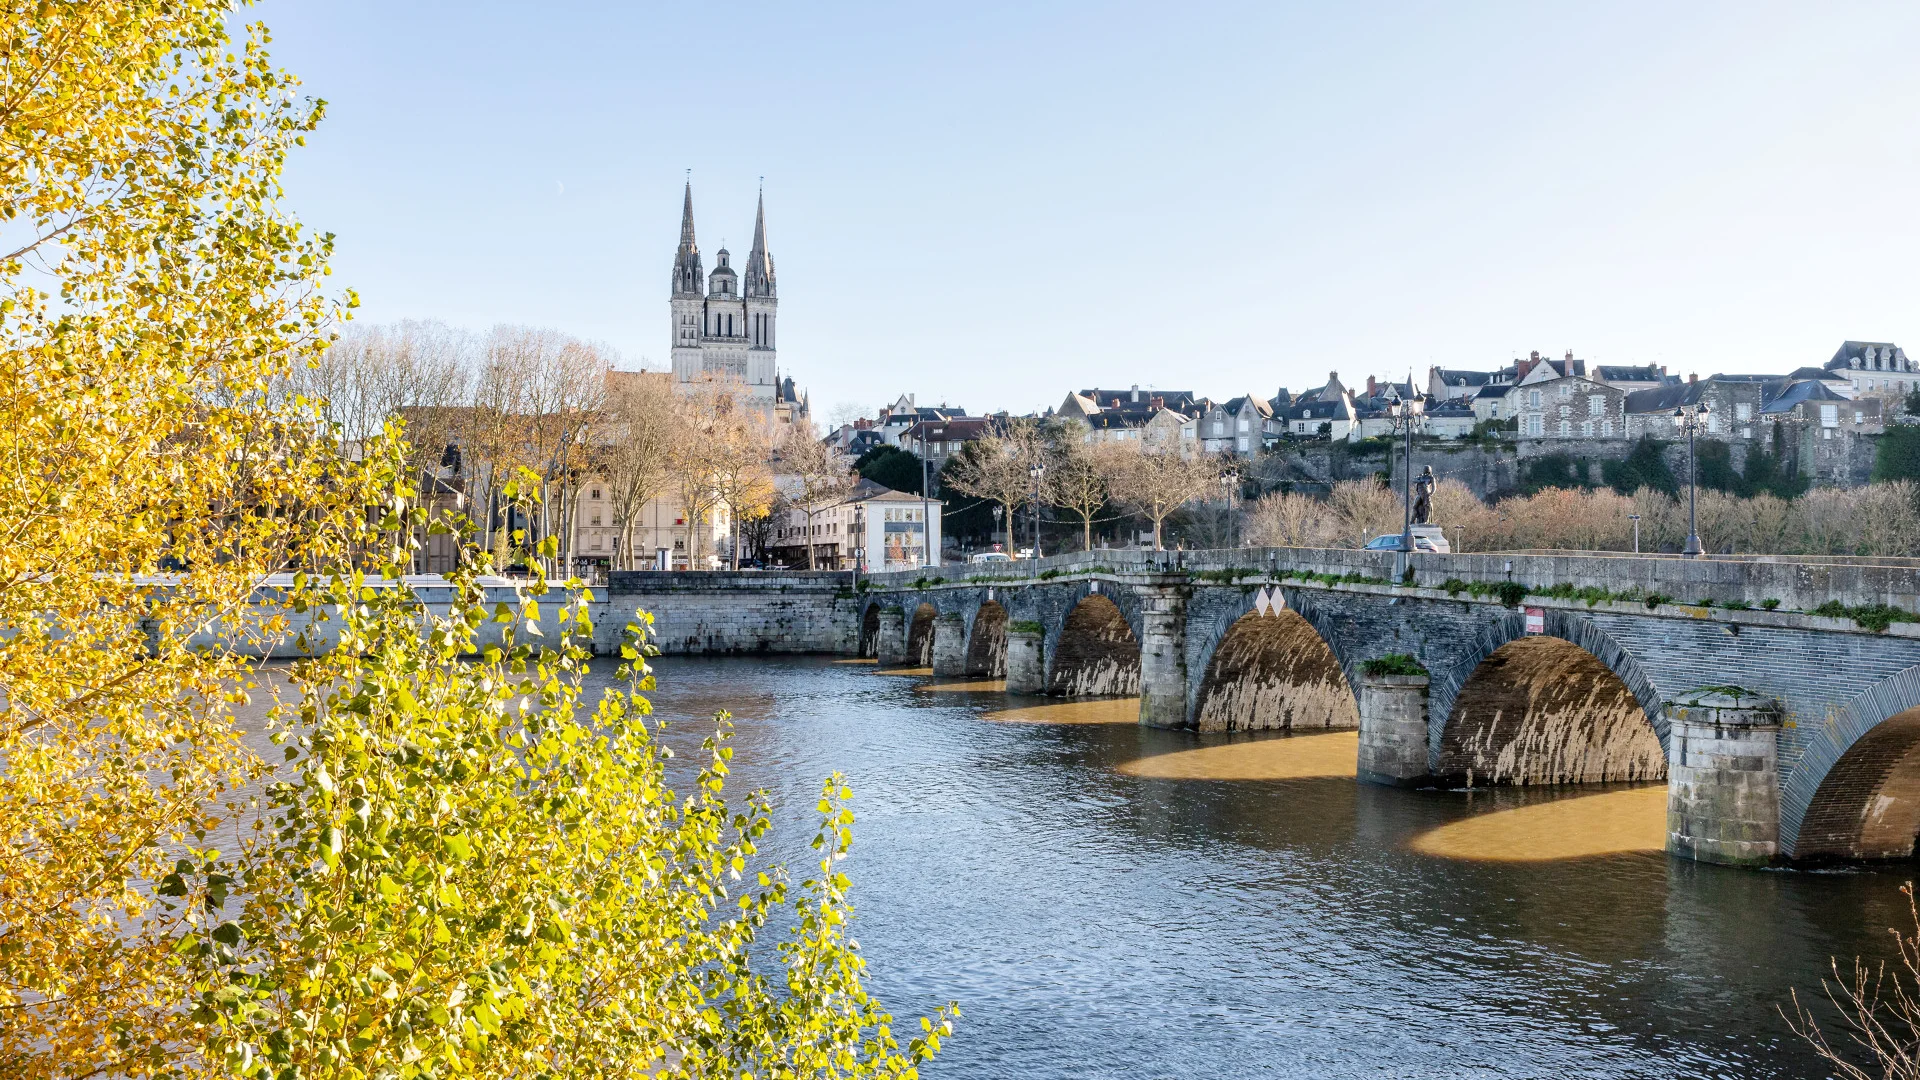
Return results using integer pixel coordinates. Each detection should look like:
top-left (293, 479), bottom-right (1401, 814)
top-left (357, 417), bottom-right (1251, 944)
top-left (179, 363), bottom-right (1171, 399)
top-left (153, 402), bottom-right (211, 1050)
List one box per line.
top-left (1530, 350), bottom-right (1540, 362)
top-left (1150, 395), bottom-right (1164, 410)
top-left (1366, 375), bottom-right (1377, 396)
top-left (1131, 384), bottom-right (1140, 403)
top-left (1660, 365), bottom-right (1667, 376)
top-left (1689, 372), bottom-right (1698, 384)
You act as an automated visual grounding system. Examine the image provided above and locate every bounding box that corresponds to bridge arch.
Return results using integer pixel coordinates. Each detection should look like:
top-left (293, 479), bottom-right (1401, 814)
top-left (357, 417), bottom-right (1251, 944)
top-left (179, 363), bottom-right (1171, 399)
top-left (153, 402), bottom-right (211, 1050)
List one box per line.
top-left (965, 600), bottom-right (1008, 677)
top-left (1432, 610), bottom-right (1665, 786)
top-left (1781, 665), bottom-right (1920, 860)
top-left (1047, 592), bottom-right (1141, 696)
top-left (906, 602), bottom-right (938, 668)
top-left (1190, 593), bottom-right (1359, 733)
top-left (859, 603), bottom-right (882, 658)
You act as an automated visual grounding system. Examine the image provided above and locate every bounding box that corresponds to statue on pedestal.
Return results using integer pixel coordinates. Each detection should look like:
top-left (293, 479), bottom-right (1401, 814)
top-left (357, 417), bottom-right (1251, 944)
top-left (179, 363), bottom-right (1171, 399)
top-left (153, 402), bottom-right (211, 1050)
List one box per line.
top-left (1411, 465), bottom-right (1436, 526)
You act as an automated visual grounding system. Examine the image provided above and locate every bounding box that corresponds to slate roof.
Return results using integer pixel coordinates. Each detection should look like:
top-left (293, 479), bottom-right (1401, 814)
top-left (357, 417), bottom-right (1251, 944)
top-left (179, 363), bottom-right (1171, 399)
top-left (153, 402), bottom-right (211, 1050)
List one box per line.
top-left (1432, 368), bottom-right (1497, 388)
top-left (1828, 340), bottom-right (1906, 369)
top-left (1761, 380), bottom-right (1850, 414)
top-left (1624, 382), bottom-right (1711, 414)
top-left (1594, 364), bottom-right (1671, 383)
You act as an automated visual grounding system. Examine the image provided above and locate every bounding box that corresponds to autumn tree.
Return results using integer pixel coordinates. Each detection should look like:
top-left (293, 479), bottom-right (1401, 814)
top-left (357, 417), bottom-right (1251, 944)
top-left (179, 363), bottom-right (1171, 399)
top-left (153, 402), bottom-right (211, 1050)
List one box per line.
top-left (784, 434), bottom-right (858, 569)
top-left (0, 6), bottom-right (379, 1073)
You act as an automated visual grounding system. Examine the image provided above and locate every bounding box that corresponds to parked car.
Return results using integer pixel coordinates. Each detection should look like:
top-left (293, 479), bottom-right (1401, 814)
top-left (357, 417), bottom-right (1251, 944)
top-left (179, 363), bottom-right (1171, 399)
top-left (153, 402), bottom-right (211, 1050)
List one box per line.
top-left (968, 551), bottom-right (1013, 565)
top-left (1362, 533), bottom-right (1446, 553)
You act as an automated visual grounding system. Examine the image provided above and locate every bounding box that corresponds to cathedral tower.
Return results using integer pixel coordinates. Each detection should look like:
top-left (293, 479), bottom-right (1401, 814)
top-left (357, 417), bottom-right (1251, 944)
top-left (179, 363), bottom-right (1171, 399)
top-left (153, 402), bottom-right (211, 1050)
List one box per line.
top-left (669, 181), bottom-right (706, 385)
top-left (668, 181), bottom-right (793, 417)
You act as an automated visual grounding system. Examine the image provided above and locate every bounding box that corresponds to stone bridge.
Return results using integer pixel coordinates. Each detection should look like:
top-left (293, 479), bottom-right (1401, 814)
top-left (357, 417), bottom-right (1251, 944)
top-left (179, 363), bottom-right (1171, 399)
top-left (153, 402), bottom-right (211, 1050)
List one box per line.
top-left (833, 547), bottom-right (1920, 869)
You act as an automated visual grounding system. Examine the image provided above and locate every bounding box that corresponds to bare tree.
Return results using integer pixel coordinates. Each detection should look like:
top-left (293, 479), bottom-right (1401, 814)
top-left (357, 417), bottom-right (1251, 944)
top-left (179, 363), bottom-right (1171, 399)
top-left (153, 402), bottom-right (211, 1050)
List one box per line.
top-left (1101, 441), bottom-right (1222, 550)
top-left (599, 370), bottom-right (677, 570)
top-left (1786, 882), bottom-right (1920, 1079)
top-left (1048, 420), bottom-right (1112, 552)
top-left (783, 434), bottom-right (858, 569)
top-left (945, 420), bottom-right (1045, 552)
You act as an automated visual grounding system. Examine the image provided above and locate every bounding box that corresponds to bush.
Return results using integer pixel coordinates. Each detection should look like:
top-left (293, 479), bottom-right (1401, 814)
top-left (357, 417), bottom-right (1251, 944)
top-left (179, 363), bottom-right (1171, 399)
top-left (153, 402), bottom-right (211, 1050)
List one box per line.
top-left (1363, 653), bottom-right (1429, 677)
top-left (1761, 598), bottom-right (1781, 610)
top-left (1603, 437), bottom-right (1679, 497)
top-left (1009, 619), bottom-right (1044, 634)
top-left (1494, 581), bottom-right (1528, 607)
top-left (1645, 593), bottom-right (1673, 609)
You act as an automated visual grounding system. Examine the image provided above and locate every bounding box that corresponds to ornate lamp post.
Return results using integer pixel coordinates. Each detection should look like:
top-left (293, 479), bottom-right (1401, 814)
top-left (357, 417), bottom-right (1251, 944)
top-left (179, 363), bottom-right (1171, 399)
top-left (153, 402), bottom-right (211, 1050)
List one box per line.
top-left (992, 503), bottom-right (1004, 552)
top-left (1387, 398), bottom-right (1414, 553)
top-left (1218, 471), bottom-right (1236, 549)
top-left (1028, 461), bottom-right (1046, 559)
top-left (1673, 402), bottom-right (1711, 558)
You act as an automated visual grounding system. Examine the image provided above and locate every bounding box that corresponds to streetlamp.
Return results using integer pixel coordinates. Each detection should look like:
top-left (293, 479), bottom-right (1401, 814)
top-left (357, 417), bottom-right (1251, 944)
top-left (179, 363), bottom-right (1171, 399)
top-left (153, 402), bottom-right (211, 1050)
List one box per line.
top-left (920, 447), bottom-right (932, 568)
top-left (1387, 398), bottom-right (1414, 553)
top-left (1628, 513), bottom-right (1641, 554)
top-left (1028, 462), bottom-right (1046, 559)
top-left (1218, 471), bottom-right (1237, 549)
top-left (1673, 402), bottom-right (1711, 558)
top-left (992, 503), bottom-right (1004, 552)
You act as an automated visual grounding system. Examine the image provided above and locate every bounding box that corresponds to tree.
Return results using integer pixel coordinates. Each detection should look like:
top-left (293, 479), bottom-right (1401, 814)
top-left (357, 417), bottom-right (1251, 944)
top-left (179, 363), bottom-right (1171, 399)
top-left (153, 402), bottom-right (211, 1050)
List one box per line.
top-left (1101, 442), bottom-right (1222, 550)
top-left (784, 435), bottom-right (858, 569)
top-left (4, 11), bottom-right (953, 1077)
top-left (855, 444), bottom-right (925, 494)
top-left (0, 6), bottom-right (380, 1072)
top-left (1048, 421), bottom-right (1113, 552)
top-left (601, 370), bottom-right (678, 570)
top-left (1874, 424), bottom-right (1920, 484)
top-left (944, 422), bottom-right (1046, 551)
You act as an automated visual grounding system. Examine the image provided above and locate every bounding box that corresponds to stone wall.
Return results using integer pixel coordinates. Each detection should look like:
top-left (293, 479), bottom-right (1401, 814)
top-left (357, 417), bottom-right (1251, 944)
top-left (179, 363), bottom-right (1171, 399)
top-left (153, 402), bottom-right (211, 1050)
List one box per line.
top-left (603, 570), bottom-right (857, 655)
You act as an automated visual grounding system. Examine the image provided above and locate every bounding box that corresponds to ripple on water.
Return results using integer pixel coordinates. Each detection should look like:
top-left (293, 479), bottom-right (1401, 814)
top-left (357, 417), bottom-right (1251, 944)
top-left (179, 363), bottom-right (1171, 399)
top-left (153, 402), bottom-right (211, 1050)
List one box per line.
top-left (870, 666), bottom-right (934, 677)
top-left (1409, 785), bottom-right (1667, 862)
top-left (982, 697), bottom-right (1140, 725)
top-left (1118, 730), bottom-right (1359, 780)
top-left (831, 657), bottom-right (877, 665)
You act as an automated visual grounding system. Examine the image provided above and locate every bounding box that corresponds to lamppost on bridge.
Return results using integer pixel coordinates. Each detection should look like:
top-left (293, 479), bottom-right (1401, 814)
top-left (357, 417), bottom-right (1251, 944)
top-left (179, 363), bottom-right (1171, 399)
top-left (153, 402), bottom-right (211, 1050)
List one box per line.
top-left (1628, 513), bottom-right (1641, 554)
top-left (1028, 461), bottom-right (1046, 559)
top-left (992, 503), bottom-right (1004, 553)
top-left (1218, 470), bottom-right (1239, 549)
top-left (1387, 396), bottom-right (1415, 553)
top-left (1673, 401), bottom-right (1711, 558)
top-left (920, 450), bottom-right (933, 568)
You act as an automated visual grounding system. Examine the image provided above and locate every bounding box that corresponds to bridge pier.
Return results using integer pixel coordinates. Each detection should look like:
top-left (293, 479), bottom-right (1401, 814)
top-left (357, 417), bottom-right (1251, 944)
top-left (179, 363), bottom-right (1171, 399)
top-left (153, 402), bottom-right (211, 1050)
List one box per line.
top-left (931, 613), bottom-right (966, 676)
top-left (1666, 690), bottom-right (1782, 866)
top-left (875, 607), bottom-right (908, 667)
top-left (1006, 625), bottom-right (1045, 694)
top-left (1356, 673), bottom-right (1431, 787)
top-left (1139, 584), bottom-right (1188, 728)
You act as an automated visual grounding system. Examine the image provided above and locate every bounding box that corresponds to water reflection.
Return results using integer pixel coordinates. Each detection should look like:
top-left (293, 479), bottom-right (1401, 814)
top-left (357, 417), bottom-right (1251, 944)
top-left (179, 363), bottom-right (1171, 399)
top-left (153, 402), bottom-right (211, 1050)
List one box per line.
top-left (982, 696), bottom-right (1139, 725)
top-left (870, 666), bottom-right (934, 677)
top-left (1118, 730), bottom-right (1359, 780)
top-left (1410, 786), bottom-right (1668, 862)
top-left (915, 679), bottom-right (1005, 694)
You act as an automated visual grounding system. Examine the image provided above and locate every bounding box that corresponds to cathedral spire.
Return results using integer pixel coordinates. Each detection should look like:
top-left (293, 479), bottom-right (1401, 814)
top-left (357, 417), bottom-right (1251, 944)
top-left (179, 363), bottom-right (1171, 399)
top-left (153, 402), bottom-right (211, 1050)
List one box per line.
top-left (671, 179), bottom-right (703, 298)
top-left (743, 185), bottom-right (776, 299)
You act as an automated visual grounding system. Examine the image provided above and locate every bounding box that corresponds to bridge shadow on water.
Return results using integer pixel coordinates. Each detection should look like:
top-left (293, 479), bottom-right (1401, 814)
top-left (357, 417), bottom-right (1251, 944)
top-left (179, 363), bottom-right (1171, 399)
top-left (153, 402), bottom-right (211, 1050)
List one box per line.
top-left (625, 654), bottom-right (1920, 1080)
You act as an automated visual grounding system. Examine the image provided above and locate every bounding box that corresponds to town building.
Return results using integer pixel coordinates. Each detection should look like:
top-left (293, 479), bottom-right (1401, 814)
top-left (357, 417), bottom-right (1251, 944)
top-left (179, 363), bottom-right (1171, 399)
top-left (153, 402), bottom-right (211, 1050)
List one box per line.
top-left (768, 478), bottom-right (942, 570)
top-left (1825, 340), bottom-right (1916, 398)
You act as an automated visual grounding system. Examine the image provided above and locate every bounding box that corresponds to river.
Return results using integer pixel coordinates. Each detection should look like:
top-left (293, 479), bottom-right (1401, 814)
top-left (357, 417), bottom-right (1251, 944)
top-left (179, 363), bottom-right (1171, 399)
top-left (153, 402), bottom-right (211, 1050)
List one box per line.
top-left (609, 653), bottom-right (1914, 1079)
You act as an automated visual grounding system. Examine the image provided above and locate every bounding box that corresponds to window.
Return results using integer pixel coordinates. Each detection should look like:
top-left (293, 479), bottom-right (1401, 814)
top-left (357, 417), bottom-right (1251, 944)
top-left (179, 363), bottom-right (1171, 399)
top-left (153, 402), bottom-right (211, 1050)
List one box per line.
top-left (1237, 436), bottom-right (1249, 452)
top-left (1588, 394), bottom-right (1605, 417)
top-left (590, 513), bottom-right (601, 526)
top-left (1821, 403), bottom-right (1839, 428)
top-left (1529, 390), bottom-right (1543, 407)
top-left (1734, 403), bottom-right (1751, 422)
top-left (1856, 411), bottom-right (1866, 424)
top-left (1602, 419), bottom-right (1614, 437)
top-left (1236, 418), bottom-right (1250, 433)
top-left (1558, 419), bottom-right (1571, 437)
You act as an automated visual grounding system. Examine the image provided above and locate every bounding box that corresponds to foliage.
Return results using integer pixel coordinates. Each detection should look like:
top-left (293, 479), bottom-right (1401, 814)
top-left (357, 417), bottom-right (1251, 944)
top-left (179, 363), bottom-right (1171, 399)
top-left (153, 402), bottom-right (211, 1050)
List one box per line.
top-left (1098, 441), bottom-right (1225, 551)
top-left (1762, 598), bottom-right (1782, 610)
top-left (856, 445), bottom-right (926, 495)
top-left (1008, 619), bottom-right (1045, 634)
top-left (183, 509), bottom-right (956, 1078)
top-left (1874, 424), bottom-right (1920, 484)
top-left (1494, 581), bottom-right (1529, 607)
top-left (1362, 654), bottom-right (1428, 677)
top-left (1519, 452), bottom-right (1593, 493)
top-left (0, 5), bottom-right (380, 1072)
top-left (1811, 601), bottom-right (1920, 633)
top-left (600, 371), bottom-right (679, 570)
top-left (1602, 437), bottom-right (1679, 497)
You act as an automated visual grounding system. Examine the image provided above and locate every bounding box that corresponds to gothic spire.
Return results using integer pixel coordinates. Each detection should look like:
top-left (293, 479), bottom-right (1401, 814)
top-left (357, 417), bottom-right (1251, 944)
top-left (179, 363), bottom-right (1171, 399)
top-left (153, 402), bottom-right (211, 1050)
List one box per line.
top-left (743, 185), bottom-right (776, 299)
top-left (671, 179), bottom-right (703, 298)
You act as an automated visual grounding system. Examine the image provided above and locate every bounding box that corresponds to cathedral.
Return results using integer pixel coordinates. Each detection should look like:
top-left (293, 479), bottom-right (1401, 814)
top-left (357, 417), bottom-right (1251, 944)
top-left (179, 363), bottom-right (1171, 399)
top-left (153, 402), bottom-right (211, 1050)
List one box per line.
top-left (669, 181), bottom-right (808, 425)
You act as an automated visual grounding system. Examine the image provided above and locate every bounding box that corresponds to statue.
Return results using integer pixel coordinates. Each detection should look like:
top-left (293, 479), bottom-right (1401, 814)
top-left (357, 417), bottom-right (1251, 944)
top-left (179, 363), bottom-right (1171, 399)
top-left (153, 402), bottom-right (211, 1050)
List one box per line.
top-left (1411, 465), bottom-right (1436, 526)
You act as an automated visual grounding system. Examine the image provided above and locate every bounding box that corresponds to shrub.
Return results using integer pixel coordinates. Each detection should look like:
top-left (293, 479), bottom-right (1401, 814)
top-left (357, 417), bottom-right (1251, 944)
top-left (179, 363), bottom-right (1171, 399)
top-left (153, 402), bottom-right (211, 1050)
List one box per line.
top-left (1440, 577), bottom-right (1470, 597)
top-left (1009, 619), bottom-right (1045, 635)
top-left (1645, 593), bottom-right (1673, 609)
top-left (1363, 653), bottom-right (1429, 677)
top-left (1722, 599), bottom-right (1751, 611)
top-left (1494, 581), bottom-right (1528, 607)
top-left (1761, 598), bottom-right (1782, 610)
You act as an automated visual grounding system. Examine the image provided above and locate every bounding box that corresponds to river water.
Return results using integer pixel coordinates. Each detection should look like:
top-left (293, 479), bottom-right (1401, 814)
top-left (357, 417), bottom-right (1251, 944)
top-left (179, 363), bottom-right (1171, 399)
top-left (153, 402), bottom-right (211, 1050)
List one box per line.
top-left (610, 654), bottom-right (1915, 1080)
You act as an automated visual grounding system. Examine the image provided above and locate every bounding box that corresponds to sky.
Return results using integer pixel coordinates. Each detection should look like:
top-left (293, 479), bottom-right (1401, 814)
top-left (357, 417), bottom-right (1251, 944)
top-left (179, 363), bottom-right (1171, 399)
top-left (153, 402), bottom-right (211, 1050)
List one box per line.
top-left (260, 1), bottom-right (1920, 421)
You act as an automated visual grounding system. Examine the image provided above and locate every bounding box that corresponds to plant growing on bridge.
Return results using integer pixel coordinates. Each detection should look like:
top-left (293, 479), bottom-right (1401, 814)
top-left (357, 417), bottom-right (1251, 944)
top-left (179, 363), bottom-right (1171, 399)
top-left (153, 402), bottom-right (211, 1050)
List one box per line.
top-left (1009, 619), bottom-right (1045, 635)
top-left (1811, 600), bottom-right (1920, 633)
top-left (1362, 654), bottom-right (1428, 677)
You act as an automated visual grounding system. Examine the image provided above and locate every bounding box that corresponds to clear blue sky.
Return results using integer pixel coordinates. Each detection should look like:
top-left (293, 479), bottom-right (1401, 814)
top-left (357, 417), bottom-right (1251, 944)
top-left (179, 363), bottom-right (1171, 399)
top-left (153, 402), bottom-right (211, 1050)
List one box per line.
top-left (264, 1), bottom-right (1920, 419)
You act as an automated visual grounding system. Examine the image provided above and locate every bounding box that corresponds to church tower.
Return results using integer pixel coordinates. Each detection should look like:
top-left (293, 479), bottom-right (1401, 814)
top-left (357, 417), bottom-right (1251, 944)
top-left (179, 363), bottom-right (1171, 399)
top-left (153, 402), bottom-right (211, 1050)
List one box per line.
top-left (742, 188), bottom-right (778, 396)
top-left (669, 181), bottom-right (706, 385)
